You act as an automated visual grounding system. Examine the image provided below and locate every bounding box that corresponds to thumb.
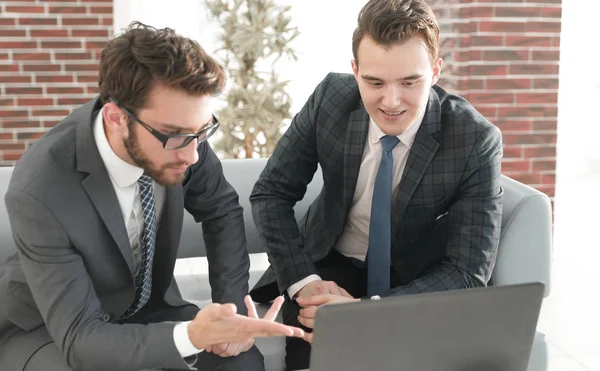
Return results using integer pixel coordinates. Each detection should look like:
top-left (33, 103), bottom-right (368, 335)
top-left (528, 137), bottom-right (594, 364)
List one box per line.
top-left (296, 294), bottom-right (329, 307)
top-left (203, 303), bottom-right (237, 320)
top-left (219, 303), bottom-right (237, 317)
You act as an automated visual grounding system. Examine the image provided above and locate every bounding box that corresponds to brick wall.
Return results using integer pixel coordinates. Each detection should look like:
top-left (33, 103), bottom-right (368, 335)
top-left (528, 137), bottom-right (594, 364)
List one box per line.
top-left (0, 0), bottom-right (563, 202)
top-left (431, 0), bottom-right (561, 201)
top-left (0, 0), bottom-right (113, 165)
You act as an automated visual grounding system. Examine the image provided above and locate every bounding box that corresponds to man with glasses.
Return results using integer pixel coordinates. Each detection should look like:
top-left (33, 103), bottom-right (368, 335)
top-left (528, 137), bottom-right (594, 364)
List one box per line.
top-left (0, 22), bottom-right (303, 371)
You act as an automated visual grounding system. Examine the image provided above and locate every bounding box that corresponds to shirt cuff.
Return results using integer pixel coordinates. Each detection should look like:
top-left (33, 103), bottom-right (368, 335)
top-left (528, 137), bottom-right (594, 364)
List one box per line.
top-left (287, 274), bottom-right (322, 299)
top-left (174, 321), bottom-right (204, 359)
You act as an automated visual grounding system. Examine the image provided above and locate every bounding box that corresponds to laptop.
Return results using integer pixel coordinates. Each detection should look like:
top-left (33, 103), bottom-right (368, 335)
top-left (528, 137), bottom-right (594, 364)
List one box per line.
top-left (309, 282), bottom-right (545, 371)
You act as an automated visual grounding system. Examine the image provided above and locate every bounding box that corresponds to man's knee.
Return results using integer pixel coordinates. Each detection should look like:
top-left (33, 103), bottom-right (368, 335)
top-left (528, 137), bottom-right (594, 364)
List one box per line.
top-left (285, 336), bottom-right (311, 371)
top-left (24, 342), bottom-right (71, 371)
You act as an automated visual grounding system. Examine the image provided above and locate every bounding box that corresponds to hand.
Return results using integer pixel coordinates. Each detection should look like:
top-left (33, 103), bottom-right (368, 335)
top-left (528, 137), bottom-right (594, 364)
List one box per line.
top-left (205, 295), bottom-right (283, 357)
top-left (188, 295), bottom-right (304, 351)
top-left (296, 294), bottom-right (359, 344)
top-left (296, 280), bottom-right (353, 300)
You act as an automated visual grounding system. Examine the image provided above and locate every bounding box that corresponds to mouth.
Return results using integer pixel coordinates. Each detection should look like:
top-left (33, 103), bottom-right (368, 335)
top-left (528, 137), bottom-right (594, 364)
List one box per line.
top-left (169, 165), bottom-right (188, 174)
top-left (380, 109), bottom-right (406, 121)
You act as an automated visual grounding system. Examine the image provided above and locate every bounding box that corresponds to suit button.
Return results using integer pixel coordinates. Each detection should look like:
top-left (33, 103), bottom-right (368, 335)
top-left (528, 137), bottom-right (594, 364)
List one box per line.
top-left (102, 314), bottom-right (111, 322)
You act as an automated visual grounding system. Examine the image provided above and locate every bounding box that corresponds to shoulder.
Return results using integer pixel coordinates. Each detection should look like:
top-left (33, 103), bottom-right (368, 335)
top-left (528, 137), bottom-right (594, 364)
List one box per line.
top-left (321, 72), bottom-right (358, 95)
top-left (310, 73), bottom-right (362, 119)
top-left (434, 85), bottom-right (501, 142)
top-left (8, 108), bottom-right (84, 197)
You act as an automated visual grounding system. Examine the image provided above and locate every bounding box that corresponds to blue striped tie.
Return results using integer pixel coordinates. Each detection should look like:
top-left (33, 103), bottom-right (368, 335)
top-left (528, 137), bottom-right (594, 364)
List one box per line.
top-left (122, 174), bottom-right (157, 318)
top-left (367, 135), bottom-right (400, 296)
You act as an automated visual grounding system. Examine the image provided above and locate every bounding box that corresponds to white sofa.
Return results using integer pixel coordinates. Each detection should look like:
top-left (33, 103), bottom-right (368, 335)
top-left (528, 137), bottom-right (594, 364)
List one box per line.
top-left (0, 158), bottom-right (553, 371)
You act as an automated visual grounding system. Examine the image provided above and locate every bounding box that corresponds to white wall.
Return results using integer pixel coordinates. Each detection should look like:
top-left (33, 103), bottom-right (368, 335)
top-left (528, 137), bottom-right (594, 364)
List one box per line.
top-left (555, 0), bottom-right (600, 179)
top-left (114, 0), bottom-right (207, 45)
top-left (553, 0), bottom-right (600, 259)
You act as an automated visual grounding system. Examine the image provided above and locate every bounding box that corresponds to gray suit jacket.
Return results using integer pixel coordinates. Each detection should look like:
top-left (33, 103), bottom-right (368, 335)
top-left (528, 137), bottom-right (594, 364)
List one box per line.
top-left (250, 73), bottom-right (503, 303)
top-left (0, 98), bottom-right (250, 371)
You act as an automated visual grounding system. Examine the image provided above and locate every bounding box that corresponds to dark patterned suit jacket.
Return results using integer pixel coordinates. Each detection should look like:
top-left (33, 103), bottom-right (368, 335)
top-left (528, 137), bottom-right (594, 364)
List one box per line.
top-left (249, 73), bottom-right (503, 303)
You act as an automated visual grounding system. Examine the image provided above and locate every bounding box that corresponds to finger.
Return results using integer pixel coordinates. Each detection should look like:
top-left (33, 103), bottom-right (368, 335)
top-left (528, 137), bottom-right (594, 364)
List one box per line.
top-left (237, 316), bottom-right (296, 337)
top-left (242, 338), bottom-right (255, 352)
top-left (339, 286), bottom-right (353, 298)
top-left (296, 294), bottom-right (331, 307)
top-left (250, 326), bottom-right (305, 338)
top-left (303, 332), bottom-right (313, 344)
top-left (297, 314), bottom-right (314, 329)
top-left (237, 316), bottom-right (305, 338)
top-left (245, 295), bottom-right (259, 319)
top-left (326, 281), bottom-right (343, 296)
top-left (235, 339), bottom-right (252, 355)
top-left (219, 303), bottom-right (237, 317)
top-left (299, 306), bottom-right (318, 319)
top-left (288, 325), bottom-right (305, 338)
top-left (203, 303), bottom-right (237, 321)
top-left (199, 303), bottom-right (221, 321)
top-left (211, 343), bottom-right (228, 355)
top-left (263, 295), bottom-right (284, 321)
top-left (223, 342), bottom-right (243, 357)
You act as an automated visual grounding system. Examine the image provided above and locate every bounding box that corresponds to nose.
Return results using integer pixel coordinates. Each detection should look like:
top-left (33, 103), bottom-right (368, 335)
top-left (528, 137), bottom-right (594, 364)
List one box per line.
top-left (176, 139), bottom-right (200, 165)
top-left (382, 85), bottom-right (402, 109)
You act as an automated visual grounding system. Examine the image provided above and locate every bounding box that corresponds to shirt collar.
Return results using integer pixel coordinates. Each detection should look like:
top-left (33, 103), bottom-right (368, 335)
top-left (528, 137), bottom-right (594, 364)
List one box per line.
top-left (368, 108), bottom-right (425, 149)
top-left (93, 107), bottom-right (144, 188)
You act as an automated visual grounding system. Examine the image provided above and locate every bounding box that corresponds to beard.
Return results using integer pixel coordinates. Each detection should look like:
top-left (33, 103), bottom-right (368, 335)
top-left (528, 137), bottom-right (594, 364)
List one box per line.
top-left (124, 126), bottom-right (187, 187)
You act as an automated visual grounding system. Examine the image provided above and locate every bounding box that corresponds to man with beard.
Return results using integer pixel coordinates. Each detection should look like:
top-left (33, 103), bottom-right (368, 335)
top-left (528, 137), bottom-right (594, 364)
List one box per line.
top-left (0, 22), bottom-right (303, 371)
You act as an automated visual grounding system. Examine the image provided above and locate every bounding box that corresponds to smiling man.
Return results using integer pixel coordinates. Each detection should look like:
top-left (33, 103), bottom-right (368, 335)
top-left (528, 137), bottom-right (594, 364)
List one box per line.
top-left (0, 22), bottom-right (304, 371)
top-left (248, 0), bottom-right (504, 369)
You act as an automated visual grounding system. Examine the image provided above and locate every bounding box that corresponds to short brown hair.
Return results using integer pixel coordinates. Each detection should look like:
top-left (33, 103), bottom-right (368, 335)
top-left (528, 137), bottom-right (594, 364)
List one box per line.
top-left (352, 0), bottom-right (440, 65)
top-left (99, 21), bottom-right (225, 113)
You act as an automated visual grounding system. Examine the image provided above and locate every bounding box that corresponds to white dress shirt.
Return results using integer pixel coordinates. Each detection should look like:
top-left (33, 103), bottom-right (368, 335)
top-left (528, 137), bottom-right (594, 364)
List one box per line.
top-left (93, 109), bottom-right (202, 359)
top-left (287, 111), bottom-right (425, 299)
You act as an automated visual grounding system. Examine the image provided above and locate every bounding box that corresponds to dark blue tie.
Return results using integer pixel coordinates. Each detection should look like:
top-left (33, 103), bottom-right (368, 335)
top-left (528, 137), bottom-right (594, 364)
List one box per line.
top-left (367, 135), bottom-right (400, 296)
top-left (122, 175), bottom-right (157, 318)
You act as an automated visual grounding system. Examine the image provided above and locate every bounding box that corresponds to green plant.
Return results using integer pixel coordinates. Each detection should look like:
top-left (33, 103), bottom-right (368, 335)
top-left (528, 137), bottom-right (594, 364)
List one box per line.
top-left (206, 0), bottom-right (299, 158)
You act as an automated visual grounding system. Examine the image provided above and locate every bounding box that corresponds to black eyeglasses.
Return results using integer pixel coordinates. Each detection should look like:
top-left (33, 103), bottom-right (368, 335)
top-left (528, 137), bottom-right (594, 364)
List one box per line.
top-left (109, 98), bottom-right (220, 150)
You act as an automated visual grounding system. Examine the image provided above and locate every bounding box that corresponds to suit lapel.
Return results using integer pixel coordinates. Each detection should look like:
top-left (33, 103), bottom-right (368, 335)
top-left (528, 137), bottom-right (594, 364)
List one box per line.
top-left (391, 88), bottom-right (442, 235)
top-left (342, 106), bottom-right (369, 217)
top-left (76, 98), bottom-right (134, 275)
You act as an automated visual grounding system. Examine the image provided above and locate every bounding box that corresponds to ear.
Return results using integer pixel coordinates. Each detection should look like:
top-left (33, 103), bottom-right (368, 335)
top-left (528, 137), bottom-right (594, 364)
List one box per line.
top-left (351, 59), bottom-right (359, 81)
top-left (102, 101), bottom-right (129, 134)
top-left (431, 58), bottom-right (443, 86)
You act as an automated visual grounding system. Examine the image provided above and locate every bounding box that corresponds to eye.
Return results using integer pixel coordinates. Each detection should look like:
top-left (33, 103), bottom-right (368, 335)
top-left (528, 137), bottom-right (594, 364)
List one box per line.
top-left (368, 81), bottom-right (383, 87)
top-left (403, 80), bottom-right (418, 87)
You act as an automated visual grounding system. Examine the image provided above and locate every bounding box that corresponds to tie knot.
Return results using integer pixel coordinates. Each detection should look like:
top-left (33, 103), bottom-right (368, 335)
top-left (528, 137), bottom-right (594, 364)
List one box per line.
top-left (138, 174), bottom-right (153, 188)
top-left (380, 135), bottom-right (400, 152)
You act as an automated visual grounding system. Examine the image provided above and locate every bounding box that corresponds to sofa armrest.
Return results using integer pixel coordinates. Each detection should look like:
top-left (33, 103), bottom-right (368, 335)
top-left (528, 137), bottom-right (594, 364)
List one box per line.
top-left (493, 191), bottom-right (552, 297)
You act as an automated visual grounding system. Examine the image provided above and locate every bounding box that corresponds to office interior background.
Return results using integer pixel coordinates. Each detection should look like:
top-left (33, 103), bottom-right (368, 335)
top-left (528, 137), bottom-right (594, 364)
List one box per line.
top-left (0, 0), bottom-right (598, 370)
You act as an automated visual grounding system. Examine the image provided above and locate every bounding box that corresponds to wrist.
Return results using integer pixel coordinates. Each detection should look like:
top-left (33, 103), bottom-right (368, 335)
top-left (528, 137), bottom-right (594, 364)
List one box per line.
top-left (187, 321), bottom-right (205, 350)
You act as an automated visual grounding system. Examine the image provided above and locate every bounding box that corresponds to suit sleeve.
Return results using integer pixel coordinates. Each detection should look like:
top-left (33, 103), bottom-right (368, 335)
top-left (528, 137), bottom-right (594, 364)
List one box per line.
top-left (184, 141), bottom-right (250, 314)
top-left (383, 125), bottom-right (503, 297)
top-left (250, 74), bottom-right (332, 294)
top-left (4, 190), bottom-right (191, 371)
